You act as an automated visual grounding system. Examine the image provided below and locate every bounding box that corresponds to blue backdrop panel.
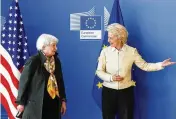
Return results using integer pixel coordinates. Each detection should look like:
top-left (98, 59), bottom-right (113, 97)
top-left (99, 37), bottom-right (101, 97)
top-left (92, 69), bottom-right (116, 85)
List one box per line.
top-left (1, 0), bottom-right (176, 119)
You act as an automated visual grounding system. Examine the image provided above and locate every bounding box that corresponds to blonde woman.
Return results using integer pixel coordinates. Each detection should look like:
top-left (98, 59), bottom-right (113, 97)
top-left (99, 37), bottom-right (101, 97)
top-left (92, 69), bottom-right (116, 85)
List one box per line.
top-left (96, 23), bottom-right (176, 119)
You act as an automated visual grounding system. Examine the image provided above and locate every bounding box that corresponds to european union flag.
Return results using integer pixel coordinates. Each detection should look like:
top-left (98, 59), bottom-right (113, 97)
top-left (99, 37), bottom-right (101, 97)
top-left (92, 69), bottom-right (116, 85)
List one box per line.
top-left (81, 16), bottom-right (101, 30)
top-left (92, 0), bottom-right (124, 109)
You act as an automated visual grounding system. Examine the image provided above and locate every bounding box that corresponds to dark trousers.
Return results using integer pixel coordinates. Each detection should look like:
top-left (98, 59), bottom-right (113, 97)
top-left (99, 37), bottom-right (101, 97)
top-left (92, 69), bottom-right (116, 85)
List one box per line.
top-left (102, 86), bottom-right (134, 119)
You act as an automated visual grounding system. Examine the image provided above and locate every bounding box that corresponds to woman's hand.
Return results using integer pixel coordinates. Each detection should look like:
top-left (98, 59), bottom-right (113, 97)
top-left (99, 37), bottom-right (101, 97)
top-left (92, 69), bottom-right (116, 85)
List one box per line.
top-left (17, 105), bottom-right (24, 112)
top-left (162, 58), bottom-right (176, 67)
top-left (112, 75), bottom-right (124, 81)
top-left (61, 101), bottom-right (66, 115)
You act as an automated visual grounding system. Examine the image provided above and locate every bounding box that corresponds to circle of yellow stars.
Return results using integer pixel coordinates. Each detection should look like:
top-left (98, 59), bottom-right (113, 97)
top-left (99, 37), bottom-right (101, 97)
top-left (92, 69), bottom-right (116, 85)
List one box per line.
top-left (85, 17), bottom-right (96, 29)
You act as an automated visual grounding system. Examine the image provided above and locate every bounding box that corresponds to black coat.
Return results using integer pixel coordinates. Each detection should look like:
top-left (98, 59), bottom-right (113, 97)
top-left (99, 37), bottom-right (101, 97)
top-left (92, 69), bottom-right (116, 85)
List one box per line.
top-left (16, 51), bottom-right (66, 119)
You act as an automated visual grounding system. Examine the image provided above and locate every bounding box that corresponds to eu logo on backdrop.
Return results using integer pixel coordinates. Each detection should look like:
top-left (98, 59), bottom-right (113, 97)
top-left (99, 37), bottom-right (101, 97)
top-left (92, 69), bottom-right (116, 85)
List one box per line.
top-left (70, 7), bottom-right (110, 40)
top-left (80, 16), bottom-right (102, 39)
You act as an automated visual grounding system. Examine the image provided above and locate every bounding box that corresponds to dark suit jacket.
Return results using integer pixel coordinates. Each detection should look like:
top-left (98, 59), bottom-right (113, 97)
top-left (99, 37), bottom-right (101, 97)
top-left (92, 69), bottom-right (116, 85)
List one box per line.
top-left (16, 51), bottom-right (66, 119)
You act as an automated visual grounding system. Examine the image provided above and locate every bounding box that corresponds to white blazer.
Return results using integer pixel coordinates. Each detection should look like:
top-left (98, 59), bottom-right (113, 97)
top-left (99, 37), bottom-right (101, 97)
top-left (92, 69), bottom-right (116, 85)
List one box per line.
top-left (96, 44), bottom-right (164, 90)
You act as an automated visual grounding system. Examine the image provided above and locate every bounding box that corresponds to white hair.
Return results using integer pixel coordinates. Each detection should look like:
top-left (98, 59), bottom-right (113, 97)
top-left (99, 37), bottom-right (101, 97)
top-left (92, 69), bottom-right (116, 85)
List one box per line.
top-left (36, 34), bottom-right (59, 50)
top-left (107, 23), bottom-right (128, 44)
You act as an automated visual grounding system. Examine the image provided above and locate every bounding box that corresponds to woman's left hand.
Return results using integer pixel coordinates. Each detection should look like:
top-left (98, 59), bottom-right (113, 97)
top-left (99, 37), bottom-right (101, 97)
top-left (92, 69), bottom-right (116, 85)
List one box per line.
top-left (162, 58), bottom-right (176, 67)
top-left (61, 101), bottom-right (66, 115)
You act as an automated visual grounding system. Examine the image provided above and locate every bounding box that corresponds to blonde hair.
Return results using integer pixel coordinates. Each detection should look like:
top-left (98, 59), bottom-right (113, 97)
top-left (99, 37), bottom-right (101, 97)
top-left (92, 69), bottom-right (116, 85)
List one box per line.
top-left (36, 34), bottom-right (59, 50)
top-left (107, 23), bottom-right (128, 44)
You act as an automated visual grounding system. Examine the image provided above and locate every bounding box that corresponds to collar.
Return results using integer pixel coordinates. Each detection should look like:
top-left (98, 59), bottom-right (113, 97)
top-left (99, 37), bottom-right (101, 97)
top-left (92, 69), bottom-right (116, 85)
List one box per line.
top-left (38, 51), bottom-right (47, 64)
top-left (38, 51), bottom-right (58, 64)
top-left (110, 44), bottom-right (127, 52)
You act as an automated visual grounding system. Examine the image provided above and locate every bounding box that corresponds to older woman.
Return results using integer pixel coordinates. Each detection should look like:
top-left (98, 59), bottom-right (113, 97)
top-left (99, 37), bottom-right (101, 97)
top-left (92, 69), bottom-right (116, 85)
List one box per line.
top-left (96, 23), bottom-right (176, 119)
top-left (16, 34), bottom-right (66, 119)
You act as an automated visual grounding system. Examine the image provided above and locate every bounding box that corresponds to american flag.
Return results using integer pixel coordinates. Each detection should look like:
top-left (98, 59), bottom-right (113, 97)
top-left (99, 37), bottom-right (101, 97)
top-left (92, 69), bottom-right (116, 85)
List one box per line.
top-left (0, 0), bottom-right (29, 118)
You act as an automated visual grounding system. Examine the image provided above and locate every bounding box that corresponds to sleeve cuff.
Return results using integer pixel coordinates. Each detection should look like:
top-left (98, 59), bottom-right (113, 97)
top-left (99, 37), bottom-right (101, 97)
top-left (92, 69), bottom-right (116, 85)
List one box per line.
top-left (157, 62), bottom-right (164, 70)
top-left (61, 98), bottom-right (67, 102)
top-left (15, 100), bottom-right (25, 105)
top-left (110, 75), bottom-right (113, 82)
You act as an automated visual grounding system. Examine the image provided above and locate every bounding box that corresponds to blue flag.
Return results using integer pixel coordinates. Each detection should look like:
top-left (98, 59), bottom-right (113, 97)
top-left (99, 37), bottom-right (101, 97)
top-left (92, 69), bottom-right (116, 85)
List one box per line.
top-left (92, 0), bottom-right (124, 109)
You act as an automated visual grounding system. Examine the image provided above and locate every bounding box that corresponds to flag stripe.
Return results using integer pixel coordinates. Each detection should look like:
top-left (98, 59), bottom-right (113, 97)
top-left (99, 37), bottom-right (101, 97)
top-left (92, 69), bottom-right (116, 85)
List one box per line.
top-left (0, 45), bottom-right (21, 80)
top-left (0, 63), bottom-right (18, 97)
top-left (1, 56), bottom-right (19, 89)
top-left (1, 74), bottom-right (18, 107)
top-left (1, 85), bottom-right (17, 118)
top-left (1, 95), bottom-right (15, 119)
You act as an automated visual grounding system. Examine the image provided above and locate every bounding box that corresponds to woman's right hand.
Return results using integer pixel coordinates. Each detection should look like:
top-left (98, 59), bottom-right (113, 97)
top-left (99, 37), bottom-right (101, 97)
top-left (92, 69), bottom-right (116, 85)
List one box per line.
top-left (112, 75), bottom-right (124, 81)
top-left (17, 105), bottom-right (24, 112)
